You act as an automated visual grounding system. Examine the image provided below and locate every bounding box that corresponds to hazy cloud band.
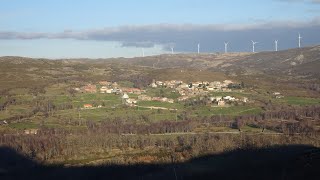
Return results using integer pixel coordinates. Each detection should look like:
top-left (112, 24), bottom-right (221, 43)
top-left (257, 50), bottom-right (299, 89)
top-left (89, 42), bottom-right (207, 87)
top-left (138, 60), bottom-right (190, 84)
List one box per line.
top-left (1, 18), bottom-right (320, 52)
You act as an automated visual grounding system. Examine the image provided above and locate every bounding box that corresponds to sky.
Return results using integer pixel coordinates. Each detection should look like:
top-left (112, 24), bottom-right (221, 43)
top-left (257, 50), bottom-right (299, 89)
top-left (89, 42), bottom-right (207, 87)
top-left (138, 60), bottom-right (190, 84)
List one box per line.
top-left (0, 0), bottom-right (320, 58)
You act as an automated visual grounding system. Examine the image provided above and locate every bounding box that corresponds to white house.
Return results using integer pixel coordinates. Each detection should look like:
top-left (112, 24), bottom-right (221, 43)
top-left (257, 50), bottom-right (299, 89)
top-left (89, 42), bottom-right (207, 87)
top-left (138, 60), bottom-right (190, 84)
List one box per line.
top-left (106, 89), bottom-right (113, 94)
top-left (211, 96), bottom-right (222, 102)
top-left (126, 98), bottom-right (137, 104)
top-left (218, 100), bottom-right (226, 106)
top-left (100, 86), bottom-right (108, 93)
top-left (122, 93), bottom-right (129, 99)
top-left (151, 83), bottom-right (158, 88)
top-left (224, 96), bottom-right (236, 101)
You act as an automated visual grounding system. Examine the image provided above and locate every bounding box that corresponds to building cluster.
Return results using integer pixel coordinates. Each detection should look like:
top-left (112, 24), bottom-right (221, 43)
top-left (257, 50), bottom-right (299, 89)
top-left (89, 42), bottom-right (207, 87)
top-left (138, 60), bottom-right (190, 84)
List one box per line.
top-left (76, 79), bottom-right (248, 109)
top-left (121, 94), bottom-right (175, 106)
top-left (76, 81), bottom-right (145, 95)
top-left (273, 92), bottom-right (284, 99)
top-left (75, 81), bottom-right (145, 108)
top-left (152, 79), bottom-right (236, 102)
top-left (24, 129), bottom-right (38, 135)
top-left (152, 80), bottom-right (233, 93)
top-left (138, 95), bottom-right (174, 103)
top-left (207, 96), bottom-right (249, 107)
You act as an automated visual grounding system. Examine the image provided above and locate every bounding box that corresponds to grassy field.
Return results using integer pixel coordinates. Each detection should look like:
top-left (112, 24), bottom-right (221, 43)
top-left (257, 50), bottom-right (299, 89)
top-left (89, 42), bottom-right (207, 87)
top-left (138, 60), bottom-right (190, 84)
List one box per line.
top-left (1, 78), bottom-right (316, 132)
top-left (53, 107), bottom-right (177, 122)
top-left (2, 92), bottom-right (264, 130)
top-left (138, 101), bottom-right (183, 109)
top-left (282, 96), bottom-right (320, 106)
top-left (0, 104), bottom-right (34, 120)
top-left (32, 93), bottom-right (124, 108)
top-left (146, 87), bottom-right (181, 99)
top-left (0, 112), bottom-right (12, 120)
top-left (188, 106), bottom-right (262, 117)
top-left (8, 122), bottom-right (39, 129)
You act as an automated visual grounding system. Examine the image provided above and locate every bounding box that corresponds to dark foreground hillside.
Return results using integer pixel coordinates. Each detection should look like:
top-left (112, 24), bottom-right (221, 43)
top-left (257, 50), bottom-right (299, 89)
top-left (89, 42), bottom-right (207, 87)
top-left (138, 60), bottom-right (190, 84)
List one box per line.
top-left (1, 145), bottom-right (320, 180)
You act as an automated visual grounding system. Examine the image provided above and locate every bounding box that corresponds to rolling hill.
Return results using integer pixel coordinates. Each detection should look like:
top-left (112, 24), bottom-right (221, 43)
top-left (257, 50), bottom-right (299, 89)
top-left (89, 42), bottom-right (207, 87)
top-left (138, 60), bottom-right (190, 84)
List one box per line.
top-left (0, 45), bottom-right (319, 92)
top-left (123, 45), bottom-right (320, 78)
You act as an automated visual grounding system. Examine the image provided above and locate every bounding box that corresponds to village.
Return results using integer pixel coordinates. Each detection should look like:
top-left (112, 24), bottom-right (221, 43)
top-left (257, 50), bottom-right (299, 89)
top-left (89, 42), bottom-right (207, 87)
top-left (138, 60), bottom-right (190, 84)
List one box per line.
top-left (75, 79), bottom-right (250, 110)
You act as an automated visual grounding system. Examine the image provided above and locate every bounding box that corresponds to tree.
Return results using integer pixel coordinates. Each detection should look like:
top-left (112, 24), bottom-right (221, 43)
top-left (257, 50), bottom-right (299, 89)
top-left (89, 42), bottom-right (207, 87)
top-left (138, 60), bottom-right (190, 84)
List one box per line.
top-left (241, 81), bottom-right (245, 88)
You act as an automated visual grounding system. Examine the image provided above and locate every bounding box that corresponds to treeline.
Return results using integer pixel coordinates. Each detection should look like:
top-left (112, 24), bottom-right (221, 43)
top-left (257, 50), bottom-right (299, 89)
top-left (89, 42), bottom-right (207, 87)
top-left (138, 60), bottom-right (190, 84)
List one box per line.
top-left (82, 105), bottom-right (320, 135)
top-left (1, 131), bottom-right (319, 164)
top-left (0, 97), bottom-right (16, 111)
top-left (299, 83), bottom-right (320, 93)
top-left (0, 133), bottom-right (64, 160)
top-left (87, 119), bottom-right (196, 135)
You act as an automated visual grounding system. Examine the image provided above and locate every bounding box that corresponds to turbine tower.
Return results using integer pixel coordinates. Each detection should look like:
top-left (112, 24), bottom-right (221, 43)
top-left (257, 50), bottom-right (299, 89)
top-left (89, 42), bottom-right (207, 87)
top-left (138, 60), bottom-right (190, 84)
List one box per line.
top-left (171, 47), bottom-right (174, 55)
top-left (197, 43), bottom-right (200, 54)
top-left (142, 48), bottom-right (145, 57)
top-left (298, 33), bottom-right (302, 48)
top-left (224, 42), bottom-right (229, 53)
top-left (275, 40), bottom-right (278, 52)
top-left (251, 40), bottom-right (258, 53)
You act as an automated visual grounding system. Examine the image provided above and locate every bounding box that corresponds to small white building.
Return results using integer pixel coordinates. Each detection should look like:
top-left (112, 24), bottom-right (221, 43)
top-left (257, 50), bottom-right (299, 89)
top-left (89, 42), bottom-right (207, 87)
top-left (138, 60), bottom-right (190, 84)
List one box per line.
top-left (180, 83), bottom-right (189, 88)
top-left (106, 89), bottom-right (112, 94)
top-left (151, 83), bottom-right (158, 88)
top-left (126, 98), bottom-right (137, 104)
top-left (211, 96), bottom-right (222, 102)
top-left (224, 96), bottom-right (236, 101)
top-left (218, 100), bottom-right (226, 107)
top-left (156, 81), bottom-right (164, 86)
top-left (273, 92), bottom-right (281, 96)
top-left (207, 87), bottom-right (214, 91)
top-left (101, 86), bottom-right (113, 94)
top-left (167, 99), bottom-right (174, 104)
top-left (100, 86), bottom-right (108, 93)
top-left (122, 93), bottom-right (129, 99)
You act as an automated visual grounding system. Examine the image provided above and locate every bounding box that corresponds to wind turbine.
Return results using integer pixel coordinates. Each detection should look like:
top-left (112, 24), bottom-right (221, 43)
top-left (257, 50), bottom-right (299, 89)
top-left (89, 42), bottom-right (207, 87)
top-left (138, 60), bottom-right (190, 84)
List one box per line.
top-left (171, 47), bottom-right (174, 55)
top-left (298, 33), bottom-right (302, 48)
top-left (224, 42), bottom-right (229, 53)
top-left (142, 48), bottom-right (145, 57)
top-left (197, 43), bottom-right (200, 54)
top-left (251, 40), bottom-right (258, 53)
top-left (274, 40), bottom-right (278, 52)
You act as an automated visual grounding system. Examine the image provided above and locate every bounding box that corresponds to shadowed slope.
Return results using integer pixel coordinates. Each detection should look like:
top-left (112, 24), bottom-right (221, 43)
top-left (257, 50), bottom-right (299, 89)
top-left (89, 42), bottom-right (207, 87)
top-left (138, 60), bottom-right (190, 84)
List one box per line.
top-left (1, 145), bottom-right (319, 180)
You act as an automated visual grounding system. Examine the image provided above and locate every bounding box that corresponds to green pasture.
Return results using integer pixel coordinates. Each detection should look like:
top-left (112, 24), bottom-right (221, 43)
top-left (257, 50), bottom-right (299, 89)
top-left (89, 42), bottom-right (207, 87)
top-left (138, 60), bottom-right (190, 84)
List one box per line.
top-left (282, 96), bottom-right (320, 106)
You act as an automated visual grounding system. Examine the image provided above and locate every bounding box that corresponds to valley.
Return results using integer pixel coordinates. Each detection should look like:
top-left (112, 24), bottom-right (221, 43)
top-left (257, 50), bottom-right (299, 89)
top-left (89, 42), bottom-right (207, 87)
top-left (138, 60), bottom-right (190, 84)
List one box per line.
top-left (0, 46), bottom-right (320, 179)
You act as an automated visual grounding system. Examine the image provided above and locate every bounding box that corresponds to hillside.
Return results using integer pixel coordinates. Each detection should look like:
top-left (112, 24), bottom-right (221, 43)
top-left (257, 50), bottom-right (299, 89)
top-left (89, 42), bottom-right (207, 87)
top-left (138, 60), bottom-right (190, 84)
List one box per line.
top-left (122, 45), bottom-right (320, 78)
top-left (1, 145), bottom-right (320, 180)
top-left (1, 45), bottom-right (320, 92)
top-left (1, 47), bottom-right (320, 178)
top-left (227, 46), bottom-right (320, 77)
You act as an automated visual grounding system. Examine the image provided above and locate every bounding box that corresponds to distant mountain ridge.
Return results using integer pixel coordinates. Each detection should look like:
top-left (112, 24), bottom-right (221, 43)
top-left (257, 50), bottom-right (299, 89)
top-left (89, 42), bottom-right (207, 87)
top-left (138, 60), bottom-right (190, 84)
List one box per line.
top-left (123, 45), bottom-right (320, 77)
top-left (1, 45), bottom-right (320, 78)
